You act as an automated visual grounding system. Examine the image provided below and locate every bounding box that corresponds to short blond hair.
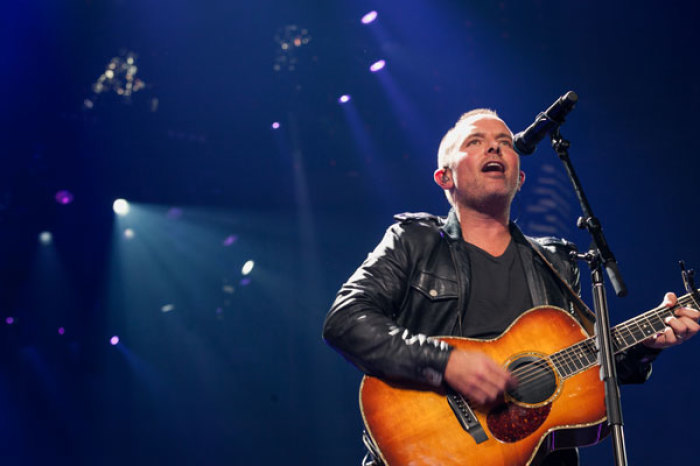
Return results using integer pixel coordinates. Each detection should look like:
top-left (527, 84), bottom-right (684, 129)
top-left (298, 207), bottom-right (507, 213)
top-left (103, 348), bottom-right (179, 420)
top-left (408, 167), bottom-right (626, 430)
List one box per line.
top-left (437, 109), bottom-right (505, 169)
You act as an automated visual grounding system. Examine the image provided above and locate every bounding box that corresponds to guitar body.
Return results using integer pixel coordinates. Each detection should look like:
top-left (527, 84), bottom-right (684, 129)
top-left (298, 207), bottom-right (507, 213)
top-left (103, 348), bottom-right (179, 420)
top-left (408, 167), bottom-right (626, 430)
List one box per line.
top-left (360, 306), bottom-right (608, 465)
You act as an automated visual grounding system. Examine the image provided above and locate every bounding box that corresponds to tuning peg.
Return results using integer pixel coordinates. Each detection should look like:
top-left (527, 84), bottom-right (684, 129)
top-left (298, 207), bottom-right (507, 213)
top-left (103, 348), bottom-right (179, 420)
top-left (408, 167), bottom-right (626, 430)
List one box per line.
top-left (679, 261), bottom-right (700, 309)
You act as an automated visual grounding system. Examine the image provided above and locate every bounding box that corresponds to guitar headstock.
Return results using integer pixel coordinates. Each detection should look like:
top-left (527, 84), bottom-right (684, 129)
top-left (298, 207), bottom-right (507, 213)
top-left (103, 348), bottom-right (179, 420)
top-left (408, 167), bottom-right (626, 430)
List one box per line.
top-left (679, 261), bottom-right (700, 310)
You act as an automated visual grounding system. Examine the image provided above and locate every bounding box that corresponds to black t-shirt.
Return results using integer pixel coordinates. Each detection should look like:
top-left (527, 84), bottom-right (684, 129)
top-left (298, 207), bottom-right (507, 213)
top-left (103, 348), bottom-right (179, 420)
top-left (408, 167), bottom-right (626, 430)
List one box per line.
top-left (461, 239), bottom-right (533, 339)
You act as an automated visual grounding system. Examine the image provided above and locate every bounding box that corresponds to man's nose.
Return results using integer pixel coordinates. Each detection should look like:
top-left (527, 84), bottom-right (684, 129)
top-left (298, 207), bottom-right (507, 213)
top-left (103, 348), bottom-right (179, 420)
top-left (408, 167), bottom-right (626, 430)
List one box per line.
top-left (487, 141), bottom-right (501, 154)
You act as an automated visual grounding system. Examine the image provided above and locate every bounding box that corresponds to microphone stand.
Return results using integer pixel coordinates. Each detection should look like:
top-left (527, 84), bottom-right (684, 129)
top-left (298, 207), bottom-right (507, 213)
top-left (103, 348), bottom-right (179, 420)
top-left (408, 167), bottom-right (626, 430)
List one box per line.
top-left (550, 128), bottom-right (628, 466)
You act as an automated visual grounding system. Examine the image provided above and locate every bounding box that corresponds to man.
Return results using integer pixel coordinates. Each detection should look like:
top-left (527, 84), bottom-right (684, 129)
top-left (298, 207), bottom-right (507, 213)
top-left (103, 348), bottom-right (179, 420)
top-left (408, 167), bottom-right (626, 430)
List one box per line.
top-left (322, 109), bottom-right (700, 465)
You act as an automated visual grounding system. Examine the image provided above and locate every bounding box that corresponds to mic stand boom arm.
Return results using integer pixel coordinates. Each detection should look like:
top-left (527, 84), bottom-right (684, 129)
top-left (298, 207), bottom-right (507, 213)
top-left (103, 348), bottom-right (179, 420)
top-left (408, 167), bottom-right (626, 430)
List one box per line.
top-left (551, 128), bottom-right (627, 297)
top-left (550, 128), bottom-right (628, 466)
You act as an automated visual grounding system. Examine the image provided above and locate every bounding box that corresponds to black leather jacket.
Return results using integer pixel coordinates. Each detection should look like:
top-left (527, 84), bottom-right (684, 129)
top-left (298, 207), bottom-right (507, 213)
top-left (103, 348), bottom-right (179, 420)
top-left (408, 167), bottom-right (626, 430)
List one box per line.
top-left (323, 209), bottom-right (658, 387)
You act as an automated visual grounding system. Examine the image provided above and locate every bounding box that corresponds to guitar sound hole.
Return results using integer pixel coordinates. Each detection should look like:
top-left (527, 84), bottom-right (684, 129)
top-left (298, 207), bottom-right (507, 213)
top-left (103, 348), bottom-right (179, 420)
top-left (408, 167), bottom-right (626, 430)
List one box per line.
top-left (507, 356), bottom-right (557, 405)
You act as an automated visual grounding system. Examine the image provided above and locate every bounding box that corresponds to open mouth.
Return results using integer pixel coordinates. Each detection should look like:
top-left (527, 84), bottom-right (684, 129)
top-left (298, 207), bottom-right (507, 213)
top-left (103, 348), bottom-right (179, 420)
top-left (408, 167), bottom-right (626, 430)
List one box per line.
top-left (481, 161), bottom-right (505, 173)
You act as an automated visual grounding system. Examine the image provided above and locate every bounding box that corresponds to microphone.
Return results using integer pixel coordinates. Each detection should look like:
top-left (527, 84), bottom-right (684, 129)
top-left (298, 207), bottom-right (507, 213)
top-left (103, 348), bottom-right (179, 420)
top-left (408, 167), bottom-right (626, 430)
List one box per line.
top-left (514, 91), bottom-right (578, 155)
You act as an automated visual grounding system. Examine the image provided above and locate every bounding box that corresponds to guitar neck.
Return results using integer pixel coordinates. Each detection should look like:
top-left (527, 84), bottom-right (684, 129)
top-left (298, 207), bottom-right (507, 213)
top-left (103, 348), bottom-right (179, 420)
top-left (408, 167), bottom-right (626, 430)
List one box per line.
top-left (551, 291), bottom-right (699, 379)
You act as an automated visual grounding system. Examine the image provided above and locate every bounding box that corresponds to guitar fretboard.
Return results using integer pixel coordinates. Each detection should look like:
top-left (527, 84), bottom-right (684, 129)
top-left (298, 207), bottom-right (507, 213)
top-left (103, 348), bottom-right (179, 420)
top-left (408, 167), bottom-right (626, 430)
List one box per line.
top-left (550, 291), bottom-right (699, 379)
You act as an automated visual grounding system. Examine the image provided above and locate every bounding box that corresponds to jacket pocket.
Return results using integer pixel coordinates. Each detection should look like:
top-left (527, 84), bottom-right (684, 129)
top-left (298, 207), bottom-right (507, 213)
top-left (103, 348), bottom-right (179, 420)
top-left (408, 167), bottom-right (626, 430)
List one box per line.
top-left (411, 271), bottom-right (459, 301)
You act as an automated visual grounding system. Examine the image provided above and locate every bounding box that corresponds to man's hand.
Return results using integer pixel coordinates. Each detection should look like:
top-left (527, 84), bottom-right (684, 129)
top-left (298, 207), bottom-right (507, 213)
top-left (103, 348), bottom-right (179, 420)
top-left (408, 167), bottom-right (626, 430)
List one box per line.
top-left (444, 349), bottom-right (517, 405)
top-left (643, 292), bottom-right (700, 349)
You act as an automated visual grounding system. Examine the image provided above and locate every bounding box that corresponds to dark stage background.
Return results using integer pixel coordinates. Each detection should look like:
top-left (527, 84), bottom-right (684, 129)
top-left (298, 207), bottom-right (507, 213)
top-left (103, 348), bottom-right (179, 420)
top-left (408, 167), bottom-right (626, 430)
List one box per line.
top-left (2, 1), bottom-right (699, 464)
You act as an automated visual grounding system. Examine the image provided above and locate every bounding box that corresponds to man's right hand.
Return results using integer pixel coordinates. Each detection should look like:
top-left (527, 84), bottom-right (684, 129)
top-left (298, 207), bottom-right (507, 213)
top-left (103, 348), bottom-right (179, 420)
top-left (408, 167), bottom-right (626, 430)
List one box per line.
top-left (443, 349), bottom-right (517, 405)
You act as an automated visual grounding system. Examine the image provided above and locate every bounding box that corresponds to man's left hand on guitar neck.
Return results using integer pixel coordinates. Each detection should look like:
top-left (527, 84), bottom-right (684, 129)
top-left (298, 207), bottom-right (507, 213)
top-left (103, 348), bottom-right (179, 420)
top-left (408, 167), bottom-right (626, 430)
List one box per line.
top-left (643, 293), bottom-right (700, 349)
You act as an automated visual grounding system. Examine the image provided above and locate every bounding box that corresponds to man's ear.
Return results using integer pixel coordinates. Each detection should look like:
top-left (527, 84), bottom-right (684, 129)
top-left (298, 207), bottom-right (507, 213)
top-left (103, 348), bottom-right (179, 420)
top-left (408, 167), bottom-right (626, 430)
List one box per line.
top-left (518, 170), bottom-right (526, 190)
top-left (434, 168), bottom-right (454, 189)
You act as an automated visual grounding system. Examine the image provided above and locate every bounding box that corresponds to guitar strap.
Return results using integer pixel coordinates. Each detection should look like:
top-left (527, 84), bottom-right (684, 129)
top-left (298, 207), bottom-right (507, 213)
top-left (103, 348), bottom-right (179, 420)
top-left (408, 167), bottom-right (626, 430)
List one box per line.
top-left (527, 239), bottom-right (596, 336)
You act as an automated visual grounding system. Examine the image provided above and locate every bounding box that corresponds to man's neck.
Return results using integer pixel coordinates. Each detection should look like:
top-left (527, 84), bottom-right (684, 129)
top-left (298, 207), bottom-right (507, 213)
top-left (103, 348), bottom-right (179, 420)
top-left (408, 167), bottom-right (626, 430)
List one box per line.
top-left (455, 204), bottom-right (512, 256)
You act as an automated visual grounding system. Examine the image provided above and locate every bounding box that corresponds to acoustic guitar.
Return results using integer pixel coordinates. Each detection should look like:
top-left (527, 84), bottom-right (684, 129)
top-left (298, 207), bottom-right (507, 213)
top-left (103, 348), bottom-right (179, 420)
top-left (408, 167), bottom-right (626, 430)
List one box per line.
top-left (360, 292), bottom-right (699, 465)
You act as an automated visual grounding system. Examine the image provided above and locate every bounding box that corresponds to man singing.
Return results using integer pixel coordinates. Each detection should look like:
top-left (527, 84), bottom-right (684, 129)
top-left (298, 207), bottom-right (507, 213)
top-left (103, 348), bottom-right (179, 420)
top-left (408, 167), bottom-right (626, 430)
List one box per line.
top-left (322, 109), bottom-right (699, 465)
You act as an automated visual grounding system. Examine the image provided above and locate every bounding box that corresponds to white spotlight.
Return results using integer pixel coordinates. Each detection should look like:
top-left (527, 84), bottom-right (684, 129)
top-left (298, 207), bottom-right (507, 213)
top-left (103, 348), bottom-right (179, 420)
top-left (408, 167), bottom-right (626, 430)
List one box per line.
top-left (113, 198), bottom-right (130, 216)
top-left (39, 231), bottom-right (53, 245)
top-left (241, 260), bottom-right (255, 276)
top-left (361, 11), bottom-right (378, 24)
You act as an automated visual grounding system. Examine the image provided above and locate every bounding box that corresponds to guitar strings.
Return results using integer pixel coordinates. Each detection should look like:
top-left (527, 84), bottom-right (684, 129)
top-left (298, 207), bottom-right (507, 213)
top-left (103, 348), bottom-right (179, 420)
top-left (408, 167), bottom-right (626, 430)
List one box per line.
top-left (489, 295), bottom-right (694, 391)
top-left (512, 308), bottom-right (665, 387)
top-left (502, 293), bottom-right (695, 388)
top-left (507, 305), bottom-right (678, 390)
top-left (499, 302), bottom-right (683, 390)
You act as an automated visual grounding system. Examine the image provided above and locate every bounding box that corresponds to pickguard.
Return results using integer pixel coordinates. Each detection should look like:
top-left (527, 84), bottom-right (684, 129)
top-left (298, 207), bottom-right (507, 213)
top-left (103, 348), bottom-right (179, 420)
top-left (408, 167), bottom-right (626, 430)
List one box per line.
top-left (487, 402), bottom-right (552, 443)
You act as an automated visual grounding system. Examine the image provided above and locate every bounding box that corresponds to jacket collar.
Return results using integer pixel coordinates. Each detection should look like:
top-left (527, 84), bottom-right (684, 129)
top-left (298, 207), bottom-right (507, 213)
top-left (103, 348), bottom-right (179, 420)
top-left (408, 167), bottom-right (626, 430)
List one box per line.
top-left (441, 208), bottom-right (463, 241)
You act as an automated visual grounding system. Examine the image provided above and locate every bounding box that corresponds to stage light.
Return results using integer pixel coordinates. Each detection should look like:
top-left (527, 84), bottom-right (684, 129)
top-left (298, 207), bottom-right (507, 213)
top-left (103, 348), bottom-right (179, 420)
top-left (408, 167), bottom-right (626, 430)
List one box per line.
top-left (274, 25), bottom-right (312, 72)
top-left (55, 190), bottom-right (74, 205)
top-left (240, 278), bottom-right (251, 286)
top-left (161, 304), bottom-right (175, 313)
top-left (39, 231), bottom-right (53, 245)
top-left (110, 336), bottom-right (120, 346)
top-left (361, 11), bottom-right (378, 24)
top-left (338, 94), bottom-right (351, 104)
top-left (85, 51), bottom-right (146, 109)
top-left (222, 234), bottom-right (238, 247)
top-left (113, 199), bottom-right (130, 216)
top-left (124, 228), bottom-right (135, 239)
top-left (271, 122), bottom-right (280, 129)
top-left (5, 317), bottom-right (14, 325)
top-left (58, 327), bottom-right (65, 335)
top-left (370, 60), bottom-right (386, 72)
top-left (241, 260), bottom-right (255, 275)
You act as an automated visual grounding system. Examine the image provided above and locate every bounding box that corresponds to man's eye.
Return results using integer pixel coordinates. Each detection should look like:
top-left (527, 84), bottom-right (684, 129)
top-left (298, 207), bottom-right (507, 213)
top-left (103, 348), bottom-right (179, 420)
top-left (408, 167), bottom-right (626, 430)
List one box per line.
top-left (466, 139), bottom-right (480, 146)
top-left (499, 140), bottom-right (513, 147)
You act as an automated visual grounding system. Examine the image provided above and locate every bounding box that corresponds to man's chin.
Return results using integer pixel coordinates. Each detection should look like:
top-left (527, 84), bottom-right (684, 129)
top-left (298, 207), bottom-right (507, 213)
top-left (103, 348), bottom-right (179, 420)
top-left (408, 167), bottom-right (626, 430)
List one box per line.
top-left (461, 192), bottom-right (513, 211)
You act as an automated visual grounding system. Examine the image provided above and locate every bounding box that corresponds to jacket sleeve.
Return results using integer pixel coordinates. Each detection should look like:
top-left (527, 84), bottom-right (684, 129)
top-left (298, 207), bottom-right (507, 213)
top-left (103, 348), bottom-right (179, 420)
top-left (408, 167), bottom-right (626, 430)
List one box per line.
top-left (322, 223), bottom-right (453, 387)
top-left (615, 344), bottom-right (661, 384)
top-left (542, 237), bottom-right (660, 384)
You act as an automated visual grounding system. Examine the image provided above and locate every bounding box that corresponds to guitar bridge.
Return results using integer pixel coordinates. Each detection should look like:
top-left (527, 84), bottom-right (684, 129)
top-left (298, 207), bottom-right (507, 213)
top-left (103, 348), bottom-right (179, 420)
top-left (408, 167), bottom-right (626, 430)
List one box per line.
top-left (447, 393), bottom-right (488, 444)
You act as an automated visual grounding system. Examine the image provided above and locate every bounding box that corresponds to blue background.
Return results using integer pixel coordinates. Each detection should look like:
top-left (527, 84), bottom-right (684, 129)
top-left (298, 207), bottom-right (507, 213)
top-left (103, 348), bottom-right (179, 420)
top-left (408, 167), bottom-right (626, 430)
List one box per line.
top-left (1, 1), bottom-right (699, 464)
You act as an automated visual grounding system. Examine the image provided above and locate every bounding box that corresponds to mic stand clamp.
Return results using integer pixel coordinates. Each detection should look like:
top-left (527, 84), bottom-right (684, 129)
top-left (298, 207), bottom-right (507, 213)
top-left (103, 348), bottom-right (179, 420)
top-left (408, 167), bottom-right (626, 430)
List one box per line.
top-left (576, 251), bottom-right (628, 466)
top-left (552, 129), bottom-right (628, 466)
